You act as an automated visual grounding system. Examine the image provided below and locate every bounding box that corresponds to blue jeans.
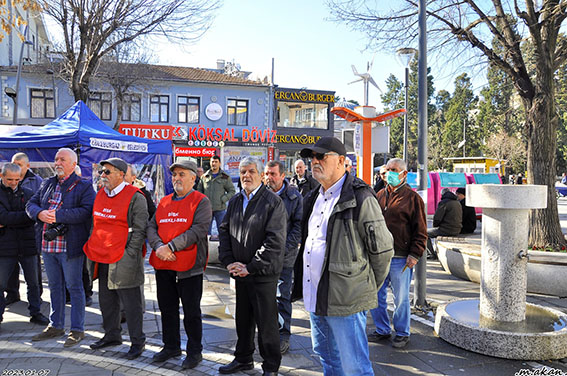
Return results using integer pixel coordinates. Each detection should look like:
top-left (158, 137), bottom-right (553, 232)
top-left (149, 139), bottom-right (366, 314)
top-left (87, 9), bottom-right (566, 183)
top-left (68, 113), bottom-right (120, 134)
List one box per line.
top-left (43, 252), bottom-right (85, 331)
top-left (277, 267), bottom-right (293, 340)
top-left (310, 311), bottom-right (374, 376)
top-left (370, 257), bottom-right (413, 337)
top-left (0, 255), bottom-right (42, 320)
top-left (208, 209), bottom-right (226, 235)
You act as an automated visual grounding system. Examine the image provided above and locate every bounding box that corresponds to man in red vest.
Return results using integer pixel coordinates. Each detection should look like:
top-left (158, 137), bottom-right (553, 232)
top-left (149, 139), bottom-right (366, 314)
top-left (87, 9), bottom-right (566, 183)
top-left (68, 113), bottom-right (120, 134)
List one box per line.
top-left (83, 158), bottom-right (148, 360)
top-left (147, 160), bottom-right (212, 369)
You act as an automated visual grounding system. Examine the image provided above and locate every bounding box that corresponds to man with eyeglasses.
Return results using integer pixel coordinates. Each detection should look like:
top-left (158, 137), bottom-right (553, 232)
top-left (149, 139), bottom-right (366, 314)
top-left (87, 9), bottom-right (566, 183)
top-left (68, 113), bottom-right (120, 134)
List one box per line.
top-left (291, 137), bottom-right (394, 375)
top-left (368, 158), bottom-right (427, 349)
top-left (373, 165), bottom-right (387, 193)
top-left (84, 158), bottom-right (148, 360)
top-left (26, 148), bottom-right (95, 347)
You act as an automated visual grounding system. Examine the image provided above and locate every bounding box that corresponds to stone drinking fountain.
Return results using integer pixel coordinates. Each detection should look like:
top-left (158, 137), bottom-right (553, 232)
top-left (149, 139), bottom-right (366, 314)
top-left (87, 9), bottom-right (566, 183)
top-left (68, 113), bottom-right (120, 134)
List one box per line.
top-left (434, 184), bottom-right (567, 360)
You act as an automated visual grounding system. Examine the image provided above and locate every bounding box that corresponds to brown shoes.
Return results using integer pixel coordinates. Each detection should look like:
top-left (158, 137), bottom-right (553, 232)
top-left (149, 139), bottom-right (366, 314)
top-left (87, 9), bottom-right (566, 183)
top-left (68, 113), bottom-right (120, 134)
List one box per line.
top-left (32, 326), bottom-right (65, 341)
top-left (64, 330), bottom-right (85, 347)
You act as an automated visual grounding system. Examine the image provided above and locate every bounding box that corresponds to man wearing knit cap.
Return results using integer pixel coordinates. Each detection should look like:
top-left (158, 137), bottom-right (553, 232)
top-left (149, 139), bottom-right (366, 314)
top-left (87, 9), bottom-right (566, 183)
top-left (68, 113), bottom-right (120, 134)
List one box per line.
top-left (84, 157), bottom-right (148, 360)
top-left (147, 160), bottom-right (212, 370)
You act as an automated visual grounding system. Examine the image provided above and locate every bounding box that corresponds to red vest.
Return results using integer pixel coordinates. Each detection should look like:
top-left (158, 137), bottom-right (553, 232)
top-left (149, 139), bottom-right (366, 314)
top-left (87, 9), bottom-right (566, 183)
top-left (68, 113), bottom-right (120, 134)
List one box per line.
top-left (149, 190), bottom-right (206, 272)
top-left (84, 185), bottom-right (139, 263)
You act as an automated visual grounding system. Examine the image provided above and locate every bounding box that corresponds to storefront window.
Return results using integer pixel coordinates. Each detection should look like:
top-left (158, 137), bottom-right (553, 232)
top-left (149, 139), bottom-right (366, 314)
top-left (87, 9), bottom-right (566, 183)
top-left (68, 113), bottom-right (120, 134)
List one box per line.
top-left (277, 102), bottom-right (329, 129)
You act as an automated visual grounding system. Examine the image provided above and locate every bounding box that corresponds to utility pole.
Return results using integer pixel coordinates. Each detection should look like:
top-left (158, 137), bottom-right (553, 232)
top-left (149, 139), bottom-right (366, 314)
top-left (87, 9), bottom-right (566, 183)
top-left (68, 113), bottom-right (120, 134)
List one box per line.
top-left (413, 0), bottom-right (429, 311)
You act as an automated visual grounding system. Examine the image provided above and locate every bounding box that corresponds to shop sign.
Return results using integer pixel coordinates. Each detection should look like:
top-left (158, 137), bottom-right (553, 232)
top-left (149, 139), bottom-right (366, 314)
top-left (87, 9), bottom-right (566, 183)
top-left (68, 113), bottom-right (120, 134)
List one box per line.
top-left (174, 147), bottom-right (216, 157)
top-left (274, 90), bottom-right (334, 103)
top-left (187, 125), bottom-right (277, 144)
top-left (267, 146), bottom-right (274, 161)
top-left (275, 134), bottom-right (321, 145)
top-left (118, 124), bottom-right (187, 140)
top-left (205, 103), bottom-right (223, 121)
top-left (90, 137), bottom-right (148, 153)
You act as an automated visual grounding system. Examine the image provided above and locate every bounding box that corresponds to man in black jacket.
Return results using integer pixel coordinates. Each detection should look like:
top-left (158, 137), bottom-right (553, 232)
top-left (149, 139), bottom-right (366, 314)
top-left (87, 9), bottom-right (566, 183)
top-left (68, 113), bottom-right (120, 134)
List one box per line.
top-left (0, 163), bottom-right (48, 326)
top-left (264, 160), bottom-right (302, 355)
top-left (290, 159), bottom-right (318, 197)
top-left (218, 157), bottom-right (286, 376)
top-left (427, 188), bottom-right (462, 258)
top-left (455, 187), bottom-right (477, 234)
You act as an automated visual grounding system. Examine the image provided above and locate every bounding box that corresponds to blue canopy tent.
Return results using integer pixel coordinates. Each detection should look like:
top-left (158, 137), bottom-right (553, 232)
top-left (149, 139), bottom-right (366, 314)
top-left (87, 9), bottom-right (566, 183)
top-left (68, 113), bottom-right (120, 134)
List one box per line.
top-left (0, 100), bottom-right (173, 197)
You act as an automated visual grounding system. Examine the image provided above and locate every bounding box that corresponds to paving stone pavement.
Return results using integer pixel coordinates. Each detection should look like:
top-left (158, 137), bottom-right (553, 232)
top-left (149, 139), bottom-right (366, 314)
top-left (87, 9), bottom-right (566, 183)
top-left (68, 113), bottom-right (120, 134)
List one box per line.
top-left (1, 241), bottom-right (566, 375)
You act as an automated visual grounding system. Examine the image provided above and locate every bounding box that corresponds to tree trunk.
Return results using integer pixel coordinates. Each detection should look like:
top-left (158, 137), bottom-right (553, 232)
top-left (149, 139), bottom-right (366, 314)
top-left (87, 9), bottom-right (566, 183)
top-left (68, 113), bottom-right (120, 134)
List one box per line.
top-left (524, 91), bottom-right (565, 247)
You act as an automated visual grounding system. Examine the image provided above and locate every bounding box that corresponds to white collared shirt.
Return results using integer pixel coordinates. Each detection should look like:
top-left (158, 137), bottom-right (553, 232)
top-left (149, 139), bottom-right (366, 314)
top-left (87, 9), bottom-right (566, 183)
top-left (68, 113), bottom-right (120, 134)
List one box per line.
top-left (303, 173), bottom-right (347, 312)
top-left (105, 181), bottom-right (127, 198)
top-left (242, 184), bottom-right (262, 214)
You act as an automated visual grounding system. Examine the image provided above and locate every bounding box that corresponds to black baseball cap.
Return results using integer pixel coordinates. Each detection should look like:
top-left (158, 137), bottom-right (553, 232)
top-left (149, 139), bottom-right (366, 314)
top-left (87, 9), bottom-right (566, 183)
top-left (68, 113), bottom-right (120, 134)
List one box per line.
top-left (300, 137), bottom-right (346, 158)
top-left (100, 158), bottom-right (128, 174)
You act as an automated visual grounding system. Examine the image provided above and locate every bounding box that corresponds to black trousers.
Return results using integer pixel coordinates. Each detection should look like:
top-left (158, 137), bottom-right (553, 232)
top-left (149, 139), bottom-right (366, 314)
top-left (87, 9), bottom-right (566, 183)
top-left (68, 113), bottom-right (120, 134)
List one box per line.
top-left (155, 270), bottom-right (203, 356)
top-left (98, 263), bottom-right (145, 346)
top-left (235, 278), bottom-right (281, 373)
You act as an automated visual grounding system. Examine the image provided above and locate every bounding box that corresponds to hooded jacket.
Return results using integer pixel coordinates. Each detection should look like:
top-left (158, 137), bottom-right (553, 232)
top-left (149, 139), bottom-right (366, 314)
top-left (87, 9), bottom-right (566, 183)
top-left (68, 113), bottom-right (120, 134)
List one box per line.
top-left (292, 173), bottom-right (394, 316)
top-left (197, 169), bottom-right (236, 211)
top-left (433, 190), bottom-right (462, 235)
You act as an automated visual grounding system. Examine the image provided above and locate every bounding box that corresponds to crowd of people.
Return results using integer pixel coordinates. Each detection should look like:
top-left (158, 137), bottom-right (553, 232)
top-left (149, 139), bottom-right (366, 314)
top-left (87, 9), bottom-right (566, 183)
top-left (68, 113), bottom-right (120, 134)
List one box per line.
top-left (0, 138), bottom-right (479, 375)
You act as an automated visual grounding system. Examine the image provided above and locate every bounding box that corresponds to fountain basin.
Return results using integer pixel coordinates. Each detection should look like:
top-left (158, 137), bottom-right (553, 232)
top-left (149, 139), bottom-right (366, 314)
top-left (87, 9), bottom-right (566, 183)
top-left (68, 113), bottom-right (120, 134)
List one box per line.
top-left (435, 298), bottom-right (567, 360)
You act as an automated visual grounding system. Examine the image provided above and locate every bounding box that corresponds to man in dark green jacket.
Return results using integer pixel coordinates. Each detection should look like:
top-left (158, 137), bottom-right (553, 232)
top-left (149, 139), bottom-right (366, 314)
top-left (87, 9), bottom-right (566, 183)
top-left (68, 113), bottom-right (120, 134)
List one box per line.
top-left (292, 137), bottom-right (393, 375)
top-left (197, 156), bottom-right (235, 241)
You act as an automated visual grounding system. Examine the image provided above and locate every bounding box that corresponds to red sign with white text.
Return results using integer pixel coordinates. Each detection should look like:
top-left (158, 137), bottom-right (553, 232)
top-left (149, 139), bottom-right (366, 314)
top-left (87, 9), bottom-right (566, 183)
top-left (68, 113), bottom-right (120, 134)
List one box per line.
top-left (174, 147), bottom-right (216, 157)
top-left (119, 124), bottom-right (186, 140)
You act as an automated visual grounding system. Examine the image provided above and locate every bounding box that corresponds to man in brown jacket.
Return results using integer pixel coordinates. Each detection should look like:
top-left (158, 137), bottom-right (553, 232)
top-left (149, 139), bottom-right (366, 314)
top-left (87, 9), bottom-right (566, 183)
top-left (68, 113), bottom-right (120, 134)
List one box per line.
top-left (368, 158), bottom-right (427, 349)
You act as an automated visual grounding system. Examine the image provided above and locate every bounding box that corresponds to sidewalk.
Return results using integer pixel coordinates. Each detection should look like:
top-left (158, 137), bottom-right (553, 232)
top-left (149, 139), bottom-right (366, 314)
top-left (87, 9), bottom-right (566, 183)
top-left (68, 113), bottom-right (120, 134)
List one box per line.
top-left (1, 248), bottom-right (566, 375)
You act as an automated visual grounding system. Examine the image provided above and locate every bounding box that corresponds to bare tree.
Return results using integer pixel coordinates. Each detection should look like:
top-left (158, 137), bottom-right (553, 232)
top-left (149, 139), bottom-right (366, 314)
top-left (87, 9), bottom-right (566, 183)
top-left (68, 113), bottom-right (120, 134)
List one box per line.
top-left (0, 0), bottom-right (42, 42)
top-left (327, 0), bottom-right (567, 247)
top-left (485, 129), bottom-right (526, 174)
top-left (43, 0), bottom-right (221, 102)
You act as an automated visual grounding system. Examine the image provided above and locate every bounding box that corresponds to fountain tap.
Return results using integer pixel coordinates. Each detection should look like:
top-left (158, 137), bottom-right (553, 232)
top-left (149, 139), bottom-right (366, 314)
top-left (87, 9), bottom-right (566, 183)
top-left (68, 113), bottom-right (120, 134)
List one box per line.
top-left (518, 250), bottom-right (530, 261)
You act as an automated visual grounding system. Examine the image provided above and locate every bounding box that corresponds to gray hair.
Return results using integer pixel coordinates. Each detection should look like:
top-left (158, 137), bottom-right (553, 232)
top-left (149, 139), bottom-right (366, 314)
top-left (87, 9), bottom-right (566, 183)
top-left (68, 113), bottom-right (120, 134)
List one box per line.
top-left (11, 152), bottom-right (29, 163)
top-left (56, 148), bottom-right (78, 163)
top-left (239, 157), bottom-right (263, 173)
top-left (294, 159), bottom-right (305, 168)
top-left (127, 164), bottom-right (137, 177)
top-left (2, 162), bottom-right (21, 175)
top-left (387, 158), bottom-right (407, 171)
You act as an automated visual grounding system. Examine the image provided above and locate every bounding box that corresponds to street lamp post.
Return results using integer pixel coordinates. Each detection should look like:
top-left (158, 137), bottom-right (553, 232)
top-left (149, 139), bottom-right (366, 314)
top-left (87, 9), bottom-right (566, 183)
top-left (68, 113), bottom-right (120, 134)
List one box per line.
top-left (396, 48), bottom-right (417, 163)
top-left (6, 25), bottom-right (33, 125)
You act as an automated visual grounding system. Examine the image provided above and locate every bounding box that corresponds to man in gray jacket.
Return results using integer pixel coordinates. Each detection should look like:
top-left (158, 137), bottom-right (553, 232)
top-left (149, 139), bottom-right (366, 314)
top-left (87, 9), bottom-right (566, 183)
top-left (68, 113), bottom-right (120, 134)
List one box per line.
top-left (197, 156), bottom-right (235, 241)
top-left (292, 137), bottom-right (393, 375)
top-left (83, 158), bottom-right (148, 360)
top-left (147, 160), bottom-right (212, 370)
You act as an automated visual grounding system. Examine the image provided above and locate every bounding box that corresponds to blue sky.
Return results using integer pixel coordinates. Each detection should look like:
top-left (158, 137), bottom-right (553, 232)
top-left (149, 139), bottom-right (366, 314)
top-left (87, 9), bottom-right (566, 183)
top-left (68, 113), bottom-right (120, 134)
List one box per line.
top-left (155, 0), bottom-right (404, 109)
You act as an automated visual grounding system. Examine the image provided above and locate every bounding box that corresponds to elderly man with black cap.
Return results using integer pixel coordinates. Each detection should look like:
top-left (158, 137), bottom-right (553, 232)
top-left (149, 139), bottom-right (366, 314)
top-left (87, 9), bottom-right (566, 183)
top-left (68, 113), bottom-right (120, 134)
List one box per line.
top-left (146, 160), bottom-right (212, 370)
top-left (291, 137), bottom-right (394, 376)
top-left (83, 157), bottom-right (148, 360)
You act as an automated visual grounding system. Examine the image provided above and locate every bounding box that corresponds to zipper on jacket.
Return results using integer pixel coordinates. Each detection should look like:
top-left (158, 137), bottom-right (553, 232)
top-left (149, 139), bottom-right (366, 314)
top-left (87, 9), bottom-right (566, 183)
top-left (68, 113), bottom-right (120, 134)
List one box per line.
top-left (367, 224), bottom-right (378, 254)
top-left (344, 221), bottom-right (357, 262)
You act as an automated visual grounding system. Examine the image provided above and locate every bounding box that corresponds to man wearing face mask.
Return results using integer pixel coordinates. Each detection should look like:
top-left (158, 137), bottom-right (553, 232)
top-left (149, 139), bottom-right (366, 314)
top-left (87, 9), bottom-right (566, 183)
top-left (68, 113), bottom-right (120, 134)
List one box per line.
top-left (368, 158), bottom-right (427, 349)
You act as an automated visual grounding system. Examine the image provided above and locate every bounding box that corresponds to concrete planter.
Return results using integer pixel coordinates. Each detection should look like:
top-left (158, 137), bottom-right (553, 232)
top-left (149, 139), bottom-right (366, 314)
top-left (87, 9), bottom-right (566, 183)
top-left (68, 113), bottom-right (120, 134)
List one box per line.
top-left (437, 238), bottom-right (567, 298)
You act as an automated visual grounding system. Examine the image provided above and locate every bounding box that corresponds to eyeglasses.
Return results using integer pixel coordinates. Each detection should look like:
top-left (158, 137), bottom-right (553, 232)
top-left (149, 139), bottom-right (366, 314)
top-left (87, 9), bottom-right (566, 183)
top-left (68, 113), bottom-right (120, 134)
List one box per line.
top-left (310, 152), bottom-right (339, 161)
top-left (99, 169), bottom-right (112, 176)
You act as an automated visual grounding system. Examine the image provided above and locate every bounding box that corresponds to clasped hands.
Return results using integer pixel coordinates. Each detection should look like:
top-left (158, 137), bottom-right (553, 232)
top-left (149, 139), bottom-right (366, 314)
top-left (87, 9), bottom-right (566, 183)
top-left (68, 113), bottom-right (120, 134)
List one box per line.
top-left (227, 262), bottom-right (249, 277)
top-left (156, 244), bottom-right (176, 262)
